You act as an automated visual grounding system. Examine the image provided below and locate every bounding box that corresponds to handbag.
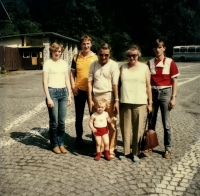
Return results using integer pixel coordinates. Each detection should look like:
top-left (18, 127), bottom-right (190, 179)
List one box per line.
top-left (141, 113), bottom-right (159, 150)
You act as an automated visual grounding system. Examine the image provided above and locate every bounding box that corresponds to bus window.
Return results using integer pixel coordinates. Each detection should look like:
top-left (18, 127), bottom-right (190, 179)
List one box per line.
top-left (188, 47), bottom-right (195, 53)
top-left (196, 47), bottom-right (200, 52)
top-left (180, 47), bottom-right (186, 52)
top-left (174, 48), bottom-right (179, 53)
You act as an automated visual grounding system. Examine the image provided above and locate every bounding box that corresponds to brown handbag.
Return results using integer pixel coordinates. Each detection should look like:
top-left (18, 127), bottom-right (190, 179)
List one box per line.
top-left (141, 114), bottom-right (159, 150)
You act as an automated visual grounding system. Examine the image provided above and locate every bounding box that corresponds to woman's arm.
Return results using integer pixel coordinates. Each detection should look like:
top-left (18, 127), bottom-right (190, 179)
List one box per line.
top-left (65, 72), bottom-right (72, 106)
top-left (146, 68), bottom-right (152, 113)
top-left (42, 71), bottom-right (54, 108)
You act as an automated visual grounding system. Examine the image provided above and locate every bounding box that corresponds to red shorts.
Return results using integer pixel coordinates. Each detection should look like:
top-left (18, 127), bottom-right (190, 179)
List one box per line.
top-left (93, 126), bottom-right (108, 136)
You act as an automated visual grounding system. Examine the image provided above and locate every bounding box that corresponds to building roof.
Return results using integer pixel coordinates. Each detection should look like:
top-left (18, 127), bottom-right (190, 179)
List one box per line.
top-left (0, 32), bottom-right (79, 43)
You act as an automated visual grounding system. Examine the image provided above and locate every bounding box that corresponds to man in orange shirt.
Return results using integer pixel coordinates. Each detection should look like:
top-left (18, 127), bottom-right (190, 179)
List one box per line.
top-left (70, 35), bottom-right (98, 148)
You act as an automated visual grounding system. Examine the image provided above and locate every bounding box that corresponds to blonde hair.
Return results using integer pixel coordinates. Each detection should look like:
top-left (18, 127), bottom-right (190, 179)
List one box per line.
top-left (49, 42), bottom-right (65, 57)
top-left (95, 98), bottom-right (108, 108)
top-left (125, 44), bottom-right (142, 58)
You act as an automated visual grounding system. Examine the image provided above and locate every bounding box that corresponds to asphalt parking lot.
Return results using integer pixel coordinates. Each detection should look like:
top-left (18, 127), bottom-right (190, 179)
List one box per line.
top-left (0, 62), bottom-right (200, 196)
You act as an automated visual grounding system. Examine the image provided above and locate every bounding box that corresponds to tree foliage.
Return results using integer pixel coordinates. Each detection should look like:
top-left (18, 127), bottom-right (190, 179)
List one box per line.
top-left (0, 0), bottom-right (200, 59)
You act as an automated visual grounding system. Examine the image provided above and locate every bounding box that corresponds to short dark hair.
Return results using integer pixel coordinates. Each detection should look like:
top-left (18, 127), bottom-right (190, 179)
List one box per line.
top-left (152, 39), bottom-right (166, 48)
top-left (98, 43), bottom-right (111, 53)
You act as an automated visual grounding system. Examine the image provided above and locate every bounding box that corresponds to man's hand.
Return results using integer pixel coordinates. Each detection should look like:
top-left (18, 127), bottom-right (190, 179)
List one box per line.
top-left (169, 98), bottom-right (176, 110)
top-left (113, 101), bottom-right (119, 114)
top-left (72, 87), bottom-right (79, 96)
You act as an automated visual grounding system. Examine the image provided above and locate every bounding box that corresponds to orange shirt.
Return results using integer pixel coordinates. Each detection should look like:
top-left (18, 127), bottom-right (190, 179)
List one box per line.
top-left (71, 52), bottom-right (98, 91)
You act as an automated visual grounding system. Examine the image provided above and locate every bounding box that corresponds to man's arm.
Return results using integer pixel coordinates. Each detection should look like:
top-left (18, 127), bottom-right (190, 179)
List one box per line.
top-left (70, 69), bottom-right (78, 96)
top-left (169, 77), bottom-right (177, 109)
top-left (88, 80), bottom-right (94, 112)
top-left (112, 84), bottom-right (119, 114)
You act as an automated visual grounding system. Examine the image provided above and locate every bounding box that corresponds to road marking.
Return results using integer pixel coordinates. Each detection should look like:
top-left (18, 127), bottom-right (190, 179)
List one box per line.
top-left (178, 75), bottom-right (200, 86)
top-left (4, 102), bottom-right (46, 133)
top-left (178, 64), bottom-right (199, 69)
top-left (153, 137), bottom-right (200, 195)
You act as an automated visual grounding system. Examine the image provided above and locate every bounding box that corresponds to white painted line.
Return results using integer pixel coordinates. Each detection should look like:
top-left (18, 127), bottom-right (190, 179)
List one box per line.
top-left (153, 137), bottom-right (200, 195)
top-left (4, 102), bottom-right (46, 133)
top-left (178, 65), bottom-right (199, 69)
top-left (178, 75), bottom-right (200, 86)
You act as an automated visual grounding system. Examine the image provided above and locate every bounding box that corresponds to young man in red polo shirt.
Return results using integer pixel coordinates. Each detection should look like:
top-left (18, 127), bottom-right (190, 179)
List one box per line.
top-left (147, 39), bottom-right (180, 159)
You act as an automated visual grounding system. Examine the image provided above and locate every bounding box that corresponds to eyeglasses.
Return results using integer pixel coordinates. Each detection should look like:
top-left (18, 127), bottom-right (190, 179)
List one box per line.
top-left (99, 54), bottom-right (109, 57)
top-left (127, 54), bottom-right (138, 58)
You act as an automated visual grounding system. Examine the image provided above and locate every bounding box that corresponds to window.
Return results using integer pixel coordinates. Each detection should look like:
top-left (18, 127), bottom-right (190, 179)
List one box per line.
top-left (23, 52), bottom-right (30, 58)
top-left (196, 47), bottom-right (200, 52)
top-left (174, 48), bottom-right (179, 53)
top-left (188, 47), bottom-right (195, 53)
top-left (31, 52), bottom-right (38, 57)
top-left (180, 47), bottom-right (186, 52)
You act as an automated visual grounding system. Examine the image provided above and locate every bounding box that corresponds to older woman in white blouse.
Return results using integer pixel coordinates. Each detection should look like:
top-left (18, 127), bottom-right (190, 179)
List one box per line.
top-left (119, 45), bottom-right (152, 162)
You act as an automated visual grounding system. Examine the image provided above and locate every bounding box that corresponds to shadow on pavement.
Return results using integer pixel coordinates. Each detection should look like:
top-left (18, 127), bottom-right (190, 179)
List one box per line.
top-left (10, 127), bottom-right (127, 160)
top-left (10, 131), bottom-right (50, 150)
top-left (152, 149), bottom-right (165, 157)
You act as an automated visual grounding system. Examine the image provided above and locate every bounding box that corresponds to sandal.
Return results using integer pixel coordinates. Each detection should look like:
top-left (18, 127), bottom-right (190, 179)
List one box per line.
top-left (143, 149), bottom-right (152, 153)
top-left (110, 153), bottom-right (116, 159)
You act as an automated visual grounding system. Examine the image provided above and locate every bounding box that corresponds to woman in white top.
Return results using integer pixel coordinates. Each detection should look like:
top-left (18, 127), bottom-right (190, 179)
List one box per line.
top-left (119, 45), bottom-right (152, 162)
top-left (42, 43), bottom-right (72, 154)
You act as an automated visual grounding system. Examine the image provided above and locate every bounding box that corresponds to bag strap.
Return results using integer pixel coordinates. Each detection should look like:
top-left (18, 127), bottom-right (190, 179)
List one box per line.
top-left (144, 113), bottom-right (153, 131)
top-left (144, 113), bottom-right (149, 131)
top-left (75, 53), bottom-right (79, 63)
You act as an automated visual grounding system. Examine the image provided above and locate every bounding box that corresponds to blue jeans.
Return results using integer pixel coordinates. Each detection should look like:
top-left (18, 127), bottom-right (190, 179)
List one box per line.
top-left (150, 88), bottom-right (172, 151)
top-left (47, 87), bottom-right (68, 148)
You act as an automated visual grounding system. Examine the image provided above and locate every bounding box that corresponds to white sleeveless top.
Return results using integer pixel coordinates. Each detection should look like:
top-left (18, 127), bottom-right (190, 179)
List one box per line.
top-left (93, 111), bottom-right (108, 127)
top-left (120, 62), bottom-right (148, 104)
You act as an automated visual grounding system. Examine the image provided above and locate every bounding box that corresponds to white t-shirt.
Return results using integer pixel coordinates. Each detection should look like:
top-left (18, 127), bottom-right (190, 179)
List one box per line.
top-left (93, 111), bottom-right (108, 127)
top-left (88, 59), bottom-right (120, 101)
top-left (43, 59), bottom-right (68, 88)
top-left (120, 62), bottom-right (148, 104)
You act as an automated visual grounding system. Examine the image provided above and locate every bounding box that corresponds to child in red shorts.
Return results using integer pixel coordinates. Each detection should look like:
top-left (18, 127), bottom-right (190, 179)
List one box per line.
top-left (89, 99), bottom-right (117, 161)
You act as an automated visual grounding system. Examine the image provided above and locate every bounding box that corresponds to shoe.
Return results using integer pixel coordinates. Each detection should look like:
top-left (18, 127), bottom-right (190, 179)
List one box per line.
top-left (119, 154), bottom-right (133, 160)
top-left (133, 155), bottom-right (140, 163)
top-left (52, 146), bottom-right (61, 154)
top-left (143, 149), bottom-right (152, 154)
top-left (164, 151), bottom-right (171, 159)
top-left (59, 146), bottom-right (67, 154)
top-left (104, 150), bottom-right (112, 161)
top-left (94, 152), bottom-right (101, 161)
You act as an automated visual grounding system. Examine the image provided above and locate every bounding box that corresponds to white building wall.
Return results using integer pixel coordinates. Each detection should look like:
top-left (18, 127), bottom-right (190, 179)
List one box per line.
top-left (68, 43), bottom-right (73, 68)
top-left (43, 37), bottom-right (50, 63)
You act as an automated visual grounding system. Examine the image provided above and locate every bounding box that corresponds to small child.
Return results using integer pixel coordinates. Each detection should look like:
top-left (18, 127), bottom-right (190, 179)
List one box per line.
top-left (89, 99), bottom-right (117, 161)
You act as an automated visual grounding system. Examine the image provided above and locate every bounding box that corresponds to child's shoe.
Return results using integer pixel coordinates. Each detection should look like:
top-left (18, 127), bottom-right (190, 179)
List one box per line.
top-left (104, 150), bottom-right (112, 161)
top-left (94, 152), bottom-right (101, 161)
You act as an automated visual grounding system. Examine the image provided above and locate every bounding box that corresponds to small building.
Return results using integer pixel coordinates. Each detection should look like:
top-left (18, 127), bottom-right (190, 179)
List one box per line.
top-left (0, 32), bottom-right (79, 70)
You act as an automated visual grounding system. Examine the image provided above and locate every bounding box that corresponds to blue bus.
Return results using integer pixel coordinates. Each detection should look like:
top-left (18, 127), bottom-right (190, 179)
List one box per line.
top-left (172, 45), bottom-right (200, 62)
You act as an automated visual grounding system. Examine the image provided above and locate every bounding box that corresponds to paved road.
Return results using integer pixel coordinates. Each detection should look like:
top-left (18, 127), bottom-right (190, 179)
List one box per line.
top-left (0, 63), bottom-right (200, 196)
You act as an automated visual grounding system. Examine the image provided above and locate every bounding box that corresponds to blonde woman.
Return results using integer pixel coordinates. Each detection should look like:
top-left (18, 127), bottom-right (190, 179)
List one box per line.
top-left (119, 45), bottom-right (152, 162)
top-left (42, 43), bottom-right (72, 154)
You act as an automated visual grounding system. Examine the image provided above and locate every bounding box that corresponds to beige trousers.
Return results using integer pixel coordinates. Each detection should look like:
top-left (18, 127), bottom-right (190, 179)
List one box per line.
top-left (120, 103), bottom-right (146, 156)
top-left (93, 101), bottom-right (117, 155)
